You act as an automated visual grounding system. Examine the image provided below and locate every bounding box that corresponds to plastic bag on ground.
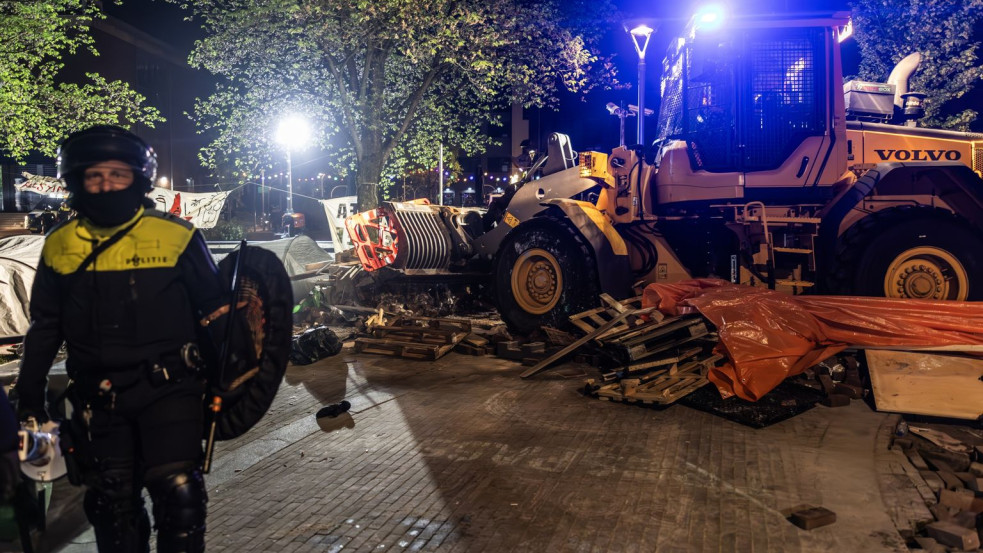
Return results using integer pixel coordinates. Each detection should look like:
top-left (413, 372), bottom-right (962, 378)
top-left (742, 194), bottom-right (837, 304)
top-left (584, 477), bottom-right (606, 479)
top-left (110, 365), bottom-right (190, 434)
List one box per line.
top-left (290, 326), bottom-right (343, 365)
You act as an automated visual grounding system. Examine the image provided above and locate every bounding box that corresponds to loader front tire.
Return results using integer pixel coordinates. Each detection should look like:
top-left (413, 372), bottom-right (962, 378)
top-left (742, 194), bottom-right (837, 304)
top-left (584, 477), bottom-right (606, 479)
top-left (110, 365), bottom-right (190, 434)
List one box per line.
top-left (495, 221), bottom-right (600, 335)
top-left (828, 208), bottom-right (983, 301)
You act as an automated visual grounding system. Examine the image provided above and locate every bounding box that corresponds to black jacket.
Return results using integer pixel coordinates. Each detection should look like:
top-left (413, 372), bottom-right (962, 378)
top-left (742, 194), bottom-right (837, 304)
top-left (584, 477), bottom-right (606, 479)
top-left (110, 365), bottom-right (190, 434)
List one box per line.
top-left (15, 207), bottom-right (227, 415)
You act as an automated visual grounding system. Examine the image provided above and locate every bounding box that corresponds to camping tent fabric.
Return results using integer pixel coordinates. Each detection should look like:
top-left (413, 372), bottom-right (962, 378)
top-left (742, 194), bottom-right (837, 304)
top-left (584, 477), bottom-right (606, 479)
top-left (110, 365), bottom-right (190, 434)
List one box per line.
top-left (212, 236), bottom-right (332, 301)
top-left (0, 235), bottom-right (45, 339)
top-left (0, 235), bottom-right (329, 340)
top-left (642, 279), bottom-right (983, 401)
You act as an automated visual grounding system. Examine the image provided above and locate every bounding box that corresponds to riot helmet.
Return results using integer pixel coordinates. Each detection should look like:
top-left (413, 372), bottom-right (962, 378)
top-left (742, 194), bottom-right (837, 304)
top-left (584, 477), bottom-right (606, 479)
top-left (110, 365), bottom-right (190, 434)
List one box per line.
top-left (57, 125), bottom-right (157, 193)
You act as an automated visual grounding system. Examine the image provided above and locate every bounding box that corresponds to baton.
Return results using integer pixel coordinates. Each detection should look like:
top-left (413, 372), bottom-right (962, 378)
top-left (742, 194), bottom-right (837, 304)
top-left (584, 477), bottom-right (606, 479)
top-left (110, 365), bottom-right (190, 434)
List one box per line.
top-left (203, 239), bottom-right (247, 473)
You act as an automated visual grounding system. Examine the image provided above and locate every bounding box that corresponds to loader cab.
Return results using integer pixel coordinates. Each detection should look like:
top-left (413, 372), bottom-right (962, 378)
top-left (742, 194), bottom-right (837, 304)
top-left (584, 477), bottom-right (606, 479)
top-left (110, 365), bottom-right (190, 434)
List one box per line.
top-left (652, 10), bottom-right (851, 206)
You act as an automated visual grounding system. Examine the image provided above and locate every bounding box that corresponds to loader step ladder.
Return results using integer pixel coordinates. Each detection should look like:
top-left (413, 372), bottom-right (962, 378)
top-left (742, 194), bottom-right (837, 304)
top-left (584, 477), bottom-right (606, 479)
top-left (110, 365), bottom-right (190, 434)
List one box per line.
top-left (741, 201), bottom-right (820, 291)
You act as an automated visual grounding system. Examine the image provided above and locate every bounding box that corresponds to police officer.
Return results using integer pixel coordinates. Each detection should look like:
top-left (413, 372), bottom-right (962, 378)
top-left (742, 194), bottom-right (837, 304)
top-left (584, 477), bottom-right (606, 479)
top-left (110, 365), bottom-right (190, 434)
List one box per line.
top-left (14, 126), bottom-right (230, 552)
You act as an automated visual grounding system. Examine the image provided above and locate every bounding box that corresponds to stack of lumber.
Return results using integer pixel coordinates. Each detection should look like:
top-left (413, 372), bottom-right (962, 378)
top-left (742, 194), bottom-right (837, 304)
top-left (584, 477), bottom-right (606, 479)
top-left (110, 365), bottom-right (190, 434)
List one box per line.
top-left (521, 294), bottom-right (722, 406)
top-left (354, 316), bottom-right (471, 360)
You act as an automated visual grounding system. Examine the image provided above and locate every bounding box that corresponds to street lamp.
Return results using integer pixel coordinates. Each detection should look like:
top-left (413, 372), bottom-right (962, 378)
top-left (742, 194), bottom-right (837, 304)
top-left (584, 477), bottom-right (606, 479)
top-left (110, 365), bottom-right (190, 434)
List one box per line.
top-left (275, 115), bottom-right (312, 214)
top-left (628, 23), bottom-right (654, 146)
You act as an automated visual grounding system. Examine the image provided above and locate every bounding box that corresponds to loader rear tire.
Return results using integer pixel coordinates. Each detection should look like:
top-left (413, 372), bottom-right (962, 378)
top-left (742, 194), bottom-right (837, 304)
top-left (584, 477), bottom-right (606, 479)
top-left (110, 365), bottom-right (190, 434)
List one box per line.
top-left (827, 207), bottom-right (983, 300)
top-left (494, 221), bottom-right (600, 335)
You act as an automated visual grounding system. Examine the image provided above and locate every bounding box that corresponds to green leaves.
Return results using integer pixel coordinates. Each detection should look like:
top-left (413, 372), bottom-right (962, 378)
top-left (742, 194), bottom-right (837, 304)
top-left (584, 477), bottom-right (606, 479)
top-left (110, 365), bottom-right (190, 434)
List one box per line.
top-left (174, 0), bottom-right (619, 209)
top-left (0, 0), bottom-right (164, 159)
top-left (851, 0), bottom-right (983, 129)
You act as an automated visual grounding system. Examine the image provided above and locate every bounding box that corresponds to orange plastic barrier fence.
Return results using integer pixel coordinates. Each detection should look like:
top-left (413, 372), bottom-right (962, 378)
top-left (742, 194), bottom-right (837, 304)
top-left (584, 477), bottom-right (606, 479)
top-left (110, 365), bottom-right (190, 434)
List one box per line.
top-left (344, 207), bottom-right (397, 271)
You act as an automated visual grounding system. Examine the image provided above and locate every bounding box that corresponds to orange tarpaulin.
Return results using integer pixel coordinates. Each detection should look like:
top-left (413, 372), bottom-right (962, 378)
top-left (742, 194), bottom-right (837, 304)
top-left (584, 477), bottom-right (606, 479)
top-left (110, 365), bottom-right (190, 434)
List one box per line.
top-left (641, 279), bottom-right (983, 401)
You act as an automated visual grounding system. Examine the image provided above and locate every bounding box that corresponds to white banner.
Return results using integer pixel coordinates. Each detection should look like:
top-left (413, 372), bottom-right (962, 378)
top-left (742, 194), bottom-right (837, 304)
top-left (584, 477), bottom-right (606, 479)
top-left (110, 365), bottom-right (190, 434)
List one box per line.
top-left (15, 172), bottom-right (68, 195)
top-left (319, 196), bottom-right (358, 248)
top-left (150, 187), bottom-right (231, 229)
top-left (14, 175), bottom-right (231, 229)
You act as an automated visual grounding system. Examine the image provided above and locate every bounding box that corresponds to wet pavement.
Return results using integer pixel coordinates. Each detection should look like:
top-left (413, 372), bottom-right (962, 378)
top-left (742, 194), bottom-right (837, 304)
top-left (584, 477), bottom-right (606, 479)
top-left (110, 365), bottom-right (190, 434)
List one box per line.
top-left (9, 345), bottom-right (931, 553)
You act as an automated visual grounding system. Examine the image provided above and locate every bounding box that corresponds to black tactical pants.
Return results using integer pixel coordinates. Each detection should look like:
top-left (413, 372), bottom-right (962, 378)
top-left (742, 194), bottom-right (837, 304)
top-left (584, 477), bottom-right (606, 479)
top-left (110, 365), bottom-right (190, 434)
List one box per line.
top-left (72, 369), bottom-right (207, 553)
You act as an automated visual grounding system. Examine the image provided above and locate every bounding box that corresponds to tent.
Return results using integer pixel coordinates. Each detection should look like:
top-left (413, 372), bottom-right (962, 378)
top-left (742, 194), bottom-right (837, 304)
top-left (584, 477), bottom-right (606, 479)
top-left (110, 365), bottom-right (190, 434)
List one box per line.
top-left (0, 235), bottom-right (330, 342)
top-left (214, 235), bottom-right (332, 302)
top-left (0, 235), bottom-right (45, 340)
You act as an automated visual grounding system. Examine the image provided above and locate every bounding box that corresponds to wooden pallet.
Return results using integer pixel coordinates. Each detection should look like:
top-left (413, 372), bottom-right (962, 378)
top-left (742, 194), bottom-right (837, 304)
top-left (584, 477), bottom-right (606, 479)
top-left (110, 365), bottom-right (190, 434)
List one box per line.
top-left (568, 295), bottom-right (660, 342)
top-left (354, 337), bottom-right (457, 360)
top-left (621, 346), bottom-right (705, 376)
top-left (368, 317), bottom-right (470, 344)
top-left (607, 316), bottom-right (709, 362)
top-left (593, 354), bottom-right (721, 405)
top-left (521, 305), bottom-right (657, 378)
top-left (356, 316), bottom-right (470, 360)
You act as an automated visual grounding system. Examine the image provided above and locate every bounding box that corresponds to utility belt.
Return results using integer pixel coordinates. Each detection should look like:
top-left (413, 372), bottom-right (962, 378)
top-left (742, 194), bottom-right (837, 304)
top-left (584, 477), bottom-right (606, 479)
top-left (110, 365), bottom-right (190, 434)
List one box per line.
top-left (71, 342), bottom-right (204, 406)
top-left (58, 343), bottom-right (204, 486)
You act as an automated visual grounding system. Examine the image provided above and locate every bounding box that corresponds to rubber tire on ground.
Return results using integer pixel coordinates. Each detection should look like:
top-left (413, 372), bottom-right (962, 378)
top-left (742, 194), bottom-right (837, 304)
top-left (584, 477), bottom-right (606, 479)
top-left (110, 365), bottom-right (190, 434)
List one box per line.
top-left (494, 221), bottom-right (600, 335)
top-left (826, 207), bottom-right (983, 300)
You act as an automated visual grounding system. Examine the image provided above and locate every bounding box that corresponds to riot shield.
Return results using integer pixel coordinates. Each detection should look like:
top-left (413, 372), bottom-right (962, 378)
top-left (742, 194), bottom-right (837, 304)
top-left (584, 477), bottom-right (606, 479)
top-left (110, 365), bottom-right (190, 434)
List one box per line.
top-left (210, 246), bottom-right (293, 440)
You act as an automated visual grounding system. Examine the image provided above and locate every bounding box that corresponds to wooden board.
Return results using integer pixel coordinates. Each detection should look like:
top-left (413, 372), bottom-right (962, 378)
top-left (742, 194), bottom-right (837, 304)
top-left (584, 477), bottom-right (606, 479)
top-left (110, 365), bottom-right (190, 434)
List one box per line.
top-left (354, 337), bottom-right (456, 360)
top-left (623, 346), bottom-right (704, 376)
top-left (521, 306), bottom-right (655, 378)
top-left (591, 354), bottom-right (720, 405)
top-left (368, 325), bottom-right (467, 345)
top-left (568, 295), bottom-right (659, 341)
top-left (865, 349), bottom-right (983, 420)
top-left (606, 317), bottom-right (709, 362)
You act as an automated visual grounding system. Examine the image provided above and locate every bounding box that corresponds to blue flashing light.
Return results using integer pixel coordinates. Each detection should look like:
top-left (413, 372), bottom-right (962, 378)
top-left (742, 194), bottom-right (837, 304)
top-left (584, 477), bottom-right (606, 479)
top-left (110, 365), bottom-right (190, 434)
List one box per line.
top-left (693, 4), bottom-right (726, 31)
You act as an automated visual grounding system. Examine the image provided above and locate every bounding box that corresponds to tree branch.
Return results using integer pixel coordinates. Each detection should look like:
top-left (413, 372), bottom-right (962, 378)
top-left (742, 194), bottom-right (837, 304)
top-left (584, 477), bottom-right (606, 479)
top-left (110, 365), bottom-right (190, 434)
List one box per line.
top-left (381, 59), bottom-right (444, 163)
top-left (323, 54), bottom-right (363, 158)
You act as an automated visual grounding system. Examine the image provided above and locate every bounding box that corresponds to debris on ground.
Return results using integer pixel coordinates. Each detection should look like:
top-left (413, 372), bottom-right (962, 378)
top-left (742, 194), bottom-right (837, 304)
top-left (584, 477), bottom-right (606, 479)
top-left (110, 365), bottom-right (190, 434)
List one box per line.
top-left (679, 379), bottom-right (827, 428)
top-left (641, 279), bottom-right (983, 402)
top-left (353, 316), bottom-right (472, 360)
top-left (785, 505), bottom-right (837, 530)
top-left (890, 421), bottom-right (983, 551)
top-left (289, 326), bottom-right (344, 365)
top-left (315, 401), bottom-right (351, 419)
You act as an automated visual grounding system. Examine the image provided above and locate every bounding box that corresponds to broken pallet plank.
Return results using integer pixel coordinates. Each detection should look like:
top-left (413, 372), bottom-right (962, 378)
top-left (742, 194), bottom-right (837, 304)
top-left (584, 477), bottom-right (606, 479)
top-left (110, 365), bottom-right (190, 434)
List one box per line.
top-left (587, 354), bottom-right (721, 404)
top-left (616, 317), bottom-right (706, 348)
top-left (629, 354), bottom-right (721, 404)
top-left (354, 337), bottom-right (456, 360)
top-left (368, 325), bottom-right (467, 345)
top-left (622, 346), bottom-right (704, 375)
top-left (568, 296), bottom-right (656, 341)
top-left (521, 307), bottom-right (655, 378)
top-left (605, 318), bottom-right (709, 362)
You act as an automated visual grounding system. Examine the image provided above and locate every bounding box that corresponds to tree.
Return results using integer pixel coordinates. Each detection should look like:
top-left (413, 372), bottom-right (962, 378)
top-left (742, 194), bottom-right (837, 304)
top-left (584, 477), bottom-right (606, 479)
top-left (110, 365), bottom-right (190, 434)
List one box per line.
top-left (850, 0), bottom-right (983, 130)
top-left (174, 0), bottom-right (618, 210)
top-left (0, 1), bottom-right (163, 159)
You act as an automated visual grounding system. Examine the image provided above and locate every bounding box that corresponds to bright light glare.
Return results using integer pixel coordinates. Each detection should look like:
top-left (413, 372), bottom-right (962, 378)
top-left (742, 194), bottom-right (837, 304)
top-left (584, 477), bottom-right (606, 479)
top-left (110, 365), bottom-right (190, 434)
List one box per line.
top-left (630, 24), bottom-right (654, 38)
top-left (694, 4), bottom-right (726, 30)
top-left (275, 116), bottom-right (312, 150)
top-left (837, 19), bottom-right (854, 43)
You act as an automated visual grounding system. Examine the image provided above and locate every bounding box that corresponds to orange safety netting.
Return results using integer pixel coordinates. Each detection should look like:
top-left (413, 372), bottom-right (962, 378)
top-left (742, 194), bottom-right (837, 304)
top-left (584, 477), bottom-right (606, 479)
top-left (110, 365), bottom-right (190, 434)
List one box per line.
top-left (641, 279), bottom-right (983, 402)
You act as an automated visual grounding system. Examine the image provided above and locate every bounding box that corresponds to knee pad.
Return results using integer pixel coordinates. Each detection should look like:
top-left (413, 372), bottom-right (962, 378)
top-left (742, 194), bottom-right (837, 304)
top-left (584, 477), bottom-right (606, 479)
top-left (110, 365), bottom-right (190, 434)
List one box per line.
top-left (84, 484), bottom-right (150, 553)
top-left (84, 461), bottom-right (146, 523)
top-left (146, 462), bottom-right (207, 551)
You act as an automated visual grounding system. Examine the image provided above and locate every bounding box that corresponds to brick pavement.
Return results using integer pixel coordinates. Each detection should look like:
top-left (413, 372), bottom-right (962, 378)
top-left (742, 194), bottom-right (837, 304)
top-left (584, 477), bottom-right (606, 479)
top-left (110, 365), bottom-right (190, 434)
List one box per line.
top-left (197, 350), bottom-right (911, 553)
top-left (37, 345), bottom-right (920, 553)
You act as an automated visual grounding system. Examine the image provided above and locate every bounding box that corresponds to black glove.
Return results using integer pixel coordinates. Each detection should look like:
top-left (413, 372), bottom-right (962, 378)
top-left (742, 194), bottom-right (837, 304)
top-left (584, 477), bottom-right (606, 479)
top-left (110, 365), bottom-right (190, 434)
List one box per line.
top-left (16, 407), bottom-right (50, 427)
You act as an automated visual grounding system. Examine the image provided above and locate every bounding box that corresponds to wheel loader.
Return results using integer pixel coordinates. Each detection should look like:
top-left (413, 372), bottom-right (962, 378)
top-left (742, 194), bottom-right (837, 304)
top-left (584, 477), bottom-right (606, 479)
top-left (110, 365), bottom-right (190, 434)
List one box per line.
top-left (344, 10), bottom-right (983, 333)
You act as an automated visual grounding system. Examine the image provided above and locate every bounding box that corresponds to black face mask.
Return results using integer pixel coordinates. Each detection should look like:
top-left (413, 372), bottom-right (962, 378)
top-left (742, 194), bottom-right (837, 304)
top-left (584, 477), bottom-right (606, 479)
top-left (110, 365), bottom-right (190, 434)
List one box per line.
top-left (74, 186), bottom-right (144, 227)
